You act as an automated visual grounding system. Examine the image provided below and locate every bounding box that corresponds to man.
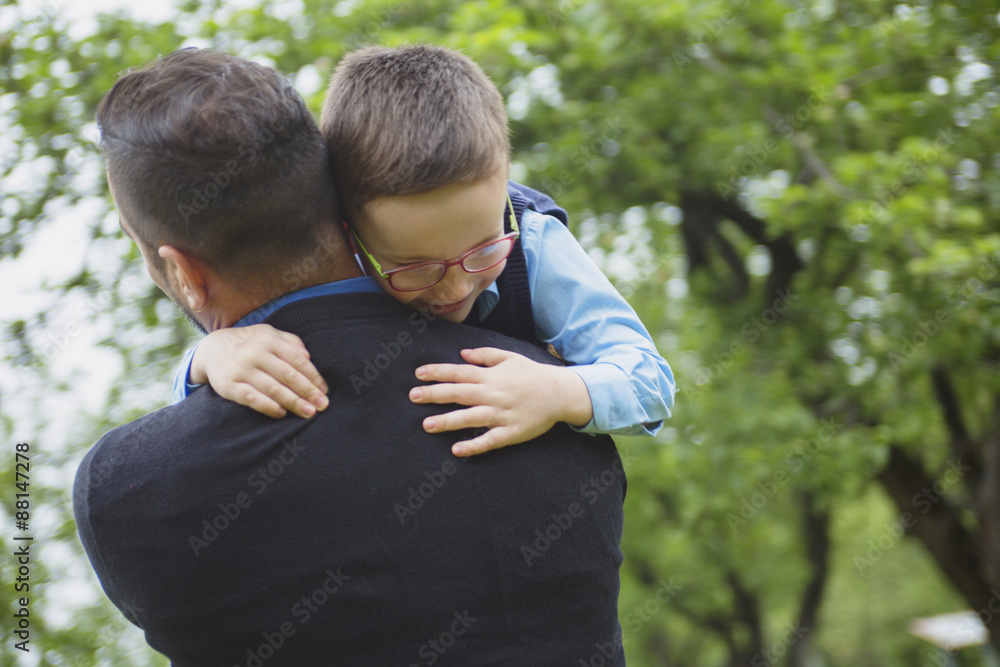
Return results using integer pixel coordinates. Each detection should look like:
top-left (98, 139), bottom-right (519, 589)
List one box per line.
top-left (74, 48), bottom-right (626, 666)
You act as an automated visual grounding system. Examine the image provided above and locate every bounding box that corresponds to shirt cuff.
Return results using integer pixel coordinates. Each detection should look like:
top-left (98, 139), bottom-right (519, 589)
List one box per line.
top-left (170, 346), bottom-right (203, 404)
top-left (567, 363), bottom-right (663, 437)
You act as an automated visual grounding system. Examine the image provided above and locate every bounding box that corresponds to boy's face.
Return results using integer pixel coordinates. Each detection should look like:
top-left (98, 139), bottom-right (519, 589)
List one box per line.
top-left (356, 166), bottom-right (510, 323)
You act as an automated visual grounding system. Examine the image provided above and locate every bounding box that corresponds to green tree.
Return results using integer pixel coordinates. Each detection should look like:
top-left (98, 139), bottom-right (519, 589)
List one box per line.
top-left (2, 0), bottom-right (998, 664)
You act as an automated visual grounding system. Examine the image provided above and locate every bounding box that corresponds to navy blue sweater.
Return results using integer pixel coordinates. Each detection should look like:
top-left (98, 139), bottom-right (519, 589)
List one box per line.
top-left (74, 291), bottom-right (625, 666)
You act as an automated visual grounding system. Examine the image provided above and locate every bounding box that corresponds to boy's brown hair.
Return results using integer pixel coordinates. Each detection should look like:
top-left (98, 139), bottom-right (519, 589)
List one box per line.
top-left (320, 44), bottom-right (510, 223)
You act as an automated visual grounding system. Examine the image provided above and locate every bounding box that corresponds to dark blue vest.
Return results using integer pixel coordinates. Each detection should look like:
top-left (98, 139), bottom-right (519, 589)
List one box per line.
top-left (467, 182), bottom-right (568, 345)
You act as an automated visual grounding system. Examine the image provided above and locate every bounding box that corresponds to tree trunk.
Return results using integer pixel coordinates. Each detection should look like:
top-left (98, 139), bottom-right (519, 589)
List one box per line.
top-left (876, 444), bottom-right (1000, 655)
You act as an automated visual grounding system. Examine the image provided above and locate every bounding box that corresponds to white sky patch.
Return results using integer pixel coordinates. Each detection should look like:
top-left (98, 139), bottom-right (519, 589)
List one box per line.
top-left (16, 0), bottom-right (176, 40)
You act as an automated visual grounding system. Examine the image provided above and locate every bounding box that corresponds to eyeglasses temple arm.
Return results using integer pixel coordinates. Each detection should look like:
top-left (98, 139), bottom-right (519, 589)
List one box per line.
top-left (507, 194), bottom-right (519, 235)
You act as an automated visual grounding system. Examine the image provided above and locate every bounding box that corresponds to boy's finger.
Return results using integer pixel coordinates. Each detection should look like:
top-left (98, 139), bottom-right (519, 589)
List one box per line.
top-left (414, 362), bottom-right (483, 384)
top-left (253, 374), bottom-right (319, 419)
top-left (409, 381), bottom-right (484, 407)
top-left (235, 384), bottom-right (288, 419)
top-left (277, 330), bottom-right (311, 357)
top-left (452, 427), bottom-right (513, 457)
top-left (276, 347), bottom-right (329, 396)
top-left (459, 347), bottom-right (517, 367)
top-left (259, 356), bottom-right (329, 410)
top-left (422, 405), bottom-right (493, 434)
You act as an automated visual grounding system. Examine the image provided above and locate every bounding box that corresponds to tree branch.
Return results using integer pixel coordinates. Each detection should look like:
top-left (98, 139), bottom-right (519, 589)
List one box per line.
top-left (680, 189), bottom-right (750, 298)
top-left (761, 103), bottom-right (851, 198)
top-left (726, 570), bottom-right (764, 663)
top-left (930, 365), bottom-right (981, 479)
top-left (789, 493), bottom-right (831, 667)
top-left (700, 191), bottom-right (805, 298)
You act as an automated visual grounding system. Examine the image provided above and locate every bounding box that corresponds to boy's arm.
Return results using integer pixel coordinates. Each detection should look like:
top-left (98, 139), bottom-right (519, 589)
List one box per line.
top-left (523, 210), bottom-right (676, 435)
top-left (410, 210), bottom-right (675, 455)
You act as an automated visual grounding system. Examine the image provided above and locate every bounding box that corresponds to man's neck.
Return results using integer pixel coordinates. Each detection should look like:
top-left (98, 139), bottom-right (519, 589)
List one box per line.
top-left (207, 232), bottom-right (365, 331)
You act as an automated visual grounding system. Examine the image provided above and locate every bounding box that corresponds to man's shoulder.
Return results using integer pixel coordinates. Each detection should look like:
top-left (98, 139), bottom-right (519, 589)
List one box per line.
top-left (78, 403), bottom-right (184, 479)
top-left (76, 394), bottom-right (231, 490)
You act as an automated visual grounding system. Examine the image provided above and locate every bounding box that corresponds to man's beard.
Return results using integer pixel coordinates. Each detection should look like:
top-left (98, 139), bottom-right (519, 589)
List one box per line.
top-left (177, 302), bottom-right (208, 335)
top-left (152, 264), bottom-right (208, 335)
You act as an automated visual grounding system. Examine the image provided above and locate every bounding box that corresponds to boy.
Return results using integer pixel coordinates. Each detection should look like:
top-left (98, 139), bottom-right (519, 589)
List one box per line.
top-left (178, 44), bottom-right (675, 457)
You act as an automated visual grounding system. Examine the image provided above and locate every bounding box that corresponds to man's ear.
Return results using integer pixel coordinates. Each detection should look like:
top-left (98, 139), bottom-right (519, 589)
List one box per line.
top-left (157, 245), bottom-right (208, 312)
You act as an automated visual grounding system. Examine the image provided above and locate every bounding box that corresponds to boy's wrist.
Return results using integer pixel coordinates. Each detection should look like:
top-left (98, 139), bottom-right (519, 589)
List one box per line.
top-left (188, 345), bottom-right (209, 385)
top-left (552, 366), bottom-right (594, 428)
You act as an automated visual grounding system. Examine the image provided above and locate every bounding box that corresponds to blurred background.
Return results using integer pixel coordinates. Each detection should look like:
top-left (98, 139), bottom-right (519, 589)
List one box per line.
top-left (1, 0), bottom-right (999, 664)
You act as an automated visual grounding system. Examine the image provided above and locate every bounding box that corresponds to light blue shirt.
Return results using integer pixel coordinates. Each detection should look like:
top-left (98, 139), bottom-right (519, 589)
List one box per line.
top-left (173, 214), bottom-right (676, 437)
top-left (475, 209), bottom-right (674, 436)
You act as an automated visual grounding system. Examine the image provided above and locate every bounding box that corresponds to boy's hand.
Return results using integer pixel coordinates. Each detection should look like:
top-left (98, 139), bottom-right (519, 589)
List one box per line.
top-left (409, 347), bottom-right (594, 457)
top-left (191, 324), bottom-right (329, 419)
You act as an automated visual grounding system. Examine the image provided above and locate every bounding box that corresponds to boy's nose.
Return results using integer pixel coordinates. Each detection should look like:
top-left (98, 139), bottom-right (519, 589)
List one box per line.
top-left (433, 266), bottom-right (475, 303)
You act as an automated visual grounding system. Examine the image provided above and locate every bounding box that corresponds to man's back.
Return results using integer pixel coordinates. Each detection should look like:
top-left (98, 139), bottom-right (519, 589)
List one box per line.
top-left (74, 292), bottom-right (625, 666)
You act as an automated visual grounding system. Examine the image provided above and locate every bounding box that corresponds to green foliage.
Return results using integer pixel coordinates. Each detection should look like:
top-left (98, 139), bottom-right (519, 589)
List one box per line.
top-left (2, 0), bottom-right (999, 664)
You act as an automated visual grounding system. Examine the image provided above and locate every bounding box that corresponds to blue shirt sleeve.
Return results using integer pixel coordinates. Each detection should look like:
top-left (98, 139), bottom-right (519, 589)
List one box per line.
top-left (520, 210), bottom-right (676, 436)
top-left (170, 345), bottom-right (200, 404)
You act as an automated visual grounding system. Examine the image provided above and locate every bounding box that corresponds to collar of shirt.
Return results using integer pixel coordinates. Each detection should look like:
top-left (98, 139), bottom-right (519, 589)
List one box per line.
top-left (234, 277), bottom-right (383, 328)
top-left (474, 282), bottom-right (501, 321)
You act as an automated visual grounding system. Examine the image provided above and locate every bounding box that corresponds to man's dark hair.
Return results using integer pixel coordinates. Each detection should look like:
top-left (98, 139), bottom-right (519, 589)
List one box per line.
top-left (320, 44), bottom-right (510, 224)
top-left (97, 48), bottom-right (340, 284)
